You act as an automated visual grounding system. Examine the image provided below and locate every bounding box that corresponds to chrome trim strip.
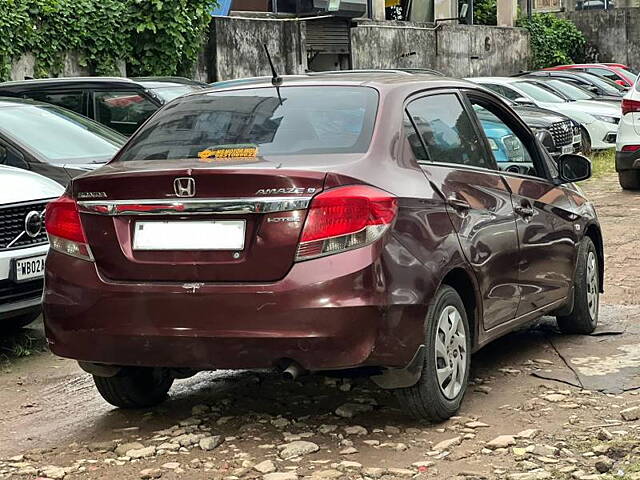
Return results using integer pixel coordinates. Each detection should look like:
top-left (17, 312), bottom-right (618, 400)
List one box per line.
top-left (77, 197), bottom-right (313, 216)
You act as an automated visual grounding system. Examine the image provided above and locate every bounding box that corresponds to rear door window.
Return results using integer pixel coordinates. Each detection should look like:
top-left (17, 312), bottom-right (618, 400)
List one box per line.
top-left (93, 90), bottom-right (158, 135)
top-left (22, 91), bottom-right (85, 115)
top-left (405, 93), bottom-right (494, 169)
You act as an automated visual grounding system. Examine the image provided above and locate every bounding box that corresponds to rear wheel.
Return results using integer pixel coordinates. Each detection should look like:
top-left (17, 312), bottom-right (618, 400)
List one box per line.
top-left (557, 237), bottom-right (599, 334)
top-left (618, 171), bottom-right (640, 190)
top-left (93, 367), bottom-right (174, 408)
top-left (395, 285), bottom-right (471, 422)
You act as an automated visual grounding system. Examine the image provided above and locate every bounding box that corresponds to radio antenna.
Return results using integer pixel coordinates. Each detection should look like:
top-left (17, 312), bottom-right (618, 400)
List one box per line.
top-left (263, 43), bottom-right (283, 106)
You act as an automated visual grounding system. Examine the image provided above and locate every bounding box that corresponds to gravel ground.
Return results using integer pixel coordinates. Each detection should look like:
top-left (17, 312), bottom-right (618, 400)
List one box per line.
top-left (1, 172), bottom-right (639, 480)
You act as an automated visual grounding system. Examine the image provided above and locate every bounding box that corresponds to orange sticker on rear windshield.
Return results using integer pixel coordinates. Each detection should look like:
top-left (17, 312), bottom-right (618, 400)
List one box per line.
top-left (198, 145), bottom-right (258, 161)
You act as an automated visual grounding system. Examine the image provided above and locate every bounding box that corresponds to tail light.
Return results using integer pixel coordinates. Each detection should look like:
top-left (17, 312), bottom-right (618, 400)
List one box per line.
top-left (622, 145), bottom-right (640, 152)
top-left (45, 195), bottom-right (93, 261)
top-left (622, 99), bottom-right (640, 116)
top-left (295, 185), bottom-right (398, 261)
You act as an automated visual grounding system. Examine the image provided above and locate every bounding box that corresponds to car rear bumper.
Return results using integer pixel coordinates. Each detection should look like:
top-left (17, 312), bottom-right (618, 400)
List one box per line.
top-left (615, 150), bottom-right (640, 171)
top-left (43, 241), bottom-right (423, 371)
top-left (0, 244), bottom-right (48, 320)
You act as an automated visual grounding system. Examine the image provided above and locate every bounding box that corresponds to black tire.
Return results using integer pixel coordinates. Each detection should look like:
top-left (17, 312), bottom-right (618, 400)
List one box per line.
top-left (395, 285), bottom-right (471, 422)
top-left (93, 367), bottom-right (174, 408)
top-left (1, 311), bottom-right (40, 332)
top-left (557, 237), bottom-right (599, 334)
top-left (580, 127), bottom-right (592, 156)
top-left (618, 171), bottom-right (640, 190)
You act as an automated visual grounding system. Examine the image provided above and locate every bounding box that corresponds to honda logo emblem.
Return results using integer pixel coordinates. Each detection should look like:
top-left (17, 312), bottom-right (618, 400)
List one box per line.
top-left (174, 177), bottom-right (195, 197)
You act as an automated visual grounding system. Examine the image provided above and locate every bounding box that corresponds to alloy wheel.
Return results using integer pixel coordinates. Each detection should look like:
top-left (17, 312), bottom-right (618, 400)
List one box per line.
top-left (434, 305), bottom-right (467, 400)
top-left (586, 251), bottom-right (599, 321)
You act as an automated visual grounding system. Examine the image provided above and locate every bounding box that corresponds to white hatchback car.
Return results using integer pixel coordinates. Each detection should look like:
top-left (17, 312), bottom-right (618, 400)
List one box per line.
top-left (0, 165), bottom-right (63, 329)
top-left (616, 79), bottom-right (640, 189)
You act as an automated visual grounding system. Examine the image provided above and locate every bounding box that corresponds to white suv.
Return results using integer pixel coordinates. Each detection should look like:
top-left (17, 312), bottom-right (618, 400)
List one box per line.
top-left (1, 165), bottom-right (63, 329)
top-left (616, 80), bottom-right (640, 189)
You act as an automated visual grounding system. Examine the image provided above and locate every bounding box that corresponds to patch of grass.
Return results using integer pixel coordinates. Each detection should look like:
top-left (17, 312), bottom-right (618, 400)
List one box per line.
top-left (588, 149), bottom-right (616, 180)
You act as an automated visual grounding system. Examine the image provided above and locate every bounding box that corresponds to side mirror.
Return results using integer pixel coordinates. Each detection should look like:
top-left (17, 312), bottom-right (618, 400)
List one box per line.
top-left (586, 85), bottom-right (599, 94)
top-left (557, 154), bottom-right (591, 183)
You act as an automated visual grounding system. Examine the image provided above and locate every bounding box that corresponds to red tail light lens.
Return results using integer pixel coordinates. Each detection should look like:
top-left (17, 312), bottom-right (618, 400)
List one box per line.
top-left (296, 185), bottom-right (398, 261)
top-left (622, 99), bottom-right (640, 116)
top-left (622, 145), bottom-right (640, 152)
top-left (45, 195), bottom-right (86, 242)
top-left (45, 195), bottom-right (93, 261)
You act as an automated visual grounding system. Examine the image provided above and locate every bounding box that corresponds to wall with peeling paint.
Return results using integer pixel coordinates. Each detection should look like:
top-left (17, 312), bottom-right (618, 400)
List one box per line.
top-left (203, 16), bottom-right (308, 82)
top-left (560, 8), bottom-right (640, 68)
top-left (350, 21), bottom-right (531, 77)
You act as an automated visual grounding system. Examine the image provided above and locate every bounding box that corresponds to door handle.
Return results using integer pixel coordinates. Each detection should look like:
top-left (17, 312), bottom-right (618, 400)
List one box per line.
top-left (514, 205), bottom-right (535, 217)
top-left (447, 196), bottom-right (471, 211)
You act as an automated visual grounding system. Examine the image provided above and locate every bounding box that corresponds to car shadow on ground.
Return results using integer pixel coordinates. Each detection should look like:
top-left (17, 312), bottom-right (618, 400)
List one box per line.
top-left (81, 321), bottom-right (561, 438)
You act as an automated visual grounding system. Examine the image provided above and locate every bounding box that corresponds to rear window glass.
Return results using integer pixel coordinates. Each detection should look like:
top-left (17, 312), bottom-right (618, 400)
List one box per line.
top-left (116, 86), bottom-right (379, 161)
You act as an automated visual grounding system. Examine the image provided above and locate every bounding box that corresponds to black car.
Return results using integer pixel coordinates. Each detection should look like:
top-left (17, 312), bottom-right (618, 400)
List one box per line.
top-left (485, 92), bottom-right (582, 157)
top-left (0, 98), bottom-right (125, 185)
top-left (0, 77), bottom-right (208, 136)
top-left (513, 70), bottom-right (626, 100)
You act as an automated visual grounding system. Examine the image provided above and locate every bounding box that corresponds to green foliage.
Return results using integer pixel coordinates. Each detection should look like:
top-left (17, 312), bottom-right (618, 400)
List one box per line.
top-left (517, 13), bottom-right (586, 69)
top-left (473, 0), bottom-right (497, 26)
top-left (0, 0), bottom-right (214, 81)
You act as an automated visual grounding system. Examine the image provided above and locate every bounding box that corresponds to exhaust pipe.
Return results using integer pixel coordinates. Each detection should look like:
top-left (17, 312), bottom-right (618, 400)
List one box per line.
top-left (281, 361), bottom-right (306, 381)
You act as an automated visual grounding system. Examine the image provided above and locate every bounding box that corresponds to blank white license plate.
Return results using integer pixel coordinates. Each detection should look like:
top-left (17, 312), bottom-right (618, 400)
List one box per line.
top-left (562, 145), bottom-right (574, 154)
top-left (133, 220), bottom-right (246, 251)
top-left (15, 254), bottom-right (46, 281)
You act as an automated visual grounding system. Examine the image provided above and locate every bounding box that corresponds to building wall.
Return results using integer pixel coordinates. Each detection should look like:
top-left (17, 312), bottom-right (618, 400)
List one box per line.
top-left (350, 21), bottom-right (531, 77)
top-left (205, 16), bottom-right (308, 82)
top-left (560, 8), bottom-right (640, 66)
top-left (12, 17), bottom-right (530, 83)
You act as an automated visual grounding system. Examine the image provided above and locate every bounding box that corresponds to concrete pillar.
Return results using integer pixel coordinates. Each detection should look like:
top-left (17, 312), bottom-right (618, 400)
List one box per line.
top-left (497, 0), bottom-right (517, 26)
top-left (371, 0), bottom-right (386, 20)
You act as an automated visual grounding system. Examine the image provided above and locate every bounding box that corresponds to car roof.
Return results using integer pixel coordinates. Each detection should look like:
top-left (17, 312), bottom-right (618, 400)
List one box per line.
top-left (0, 76), bottom-right (210, 93)
top-left (0, 76), bottom-right (143, 93)
top-left (132, 76), bottom-right (209, 87)
top-left (467, 77), bottom-right (520, 84)
top-left (203, 72), bottom-right (476, 94)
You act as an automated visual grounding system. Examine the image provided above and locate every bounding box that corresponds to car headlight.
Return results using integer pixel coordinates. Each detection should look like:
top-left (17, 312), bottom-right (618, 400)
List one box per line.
top-left (593, 115), bottom-right (619, 124)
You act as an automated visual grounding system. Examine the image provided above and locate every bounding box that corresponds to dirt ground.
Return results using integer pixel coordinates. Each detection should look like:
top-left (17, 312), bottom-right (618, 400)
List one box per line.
top-left (1, 172), bottom-right (640, 480)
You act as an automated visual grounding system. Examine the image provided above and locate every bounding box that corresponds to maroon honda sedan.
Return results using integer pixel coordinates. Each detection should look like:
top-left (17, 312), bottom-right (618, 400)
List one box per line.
top-left (43, 73), bottom-right (603, 421)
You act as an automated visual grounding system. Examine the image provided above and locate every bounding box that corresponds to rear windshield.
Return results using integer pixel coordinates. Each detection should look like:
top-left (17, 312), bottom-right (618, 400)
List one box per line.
top-left (0, 104), bottom-right (125, 164)
top-left (117, 86), bottom-right (379, 161)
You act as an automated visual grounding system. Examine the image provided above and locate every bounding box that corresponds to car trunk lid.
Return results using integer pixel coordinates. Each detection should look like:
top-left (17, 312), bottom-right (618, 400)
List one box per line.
top-left (72, 159), bottom-right (325, 282)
